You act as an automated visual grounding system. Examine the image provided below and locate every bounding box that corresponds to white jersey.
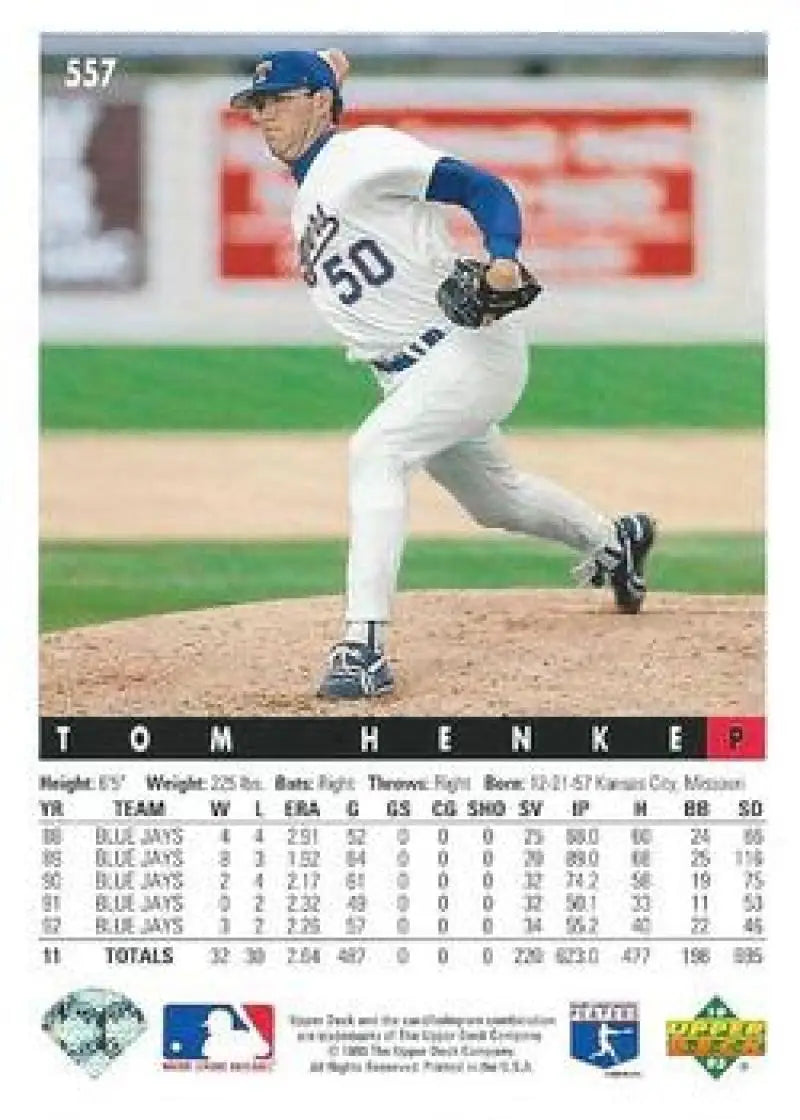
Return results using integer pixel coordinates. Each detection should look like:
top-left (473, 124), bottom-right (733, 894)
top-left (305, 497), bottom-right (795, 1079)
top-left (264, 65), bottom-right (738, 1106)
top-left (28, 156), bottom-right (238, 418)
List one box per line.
top-left (290, 125), bottom-right (457, 361)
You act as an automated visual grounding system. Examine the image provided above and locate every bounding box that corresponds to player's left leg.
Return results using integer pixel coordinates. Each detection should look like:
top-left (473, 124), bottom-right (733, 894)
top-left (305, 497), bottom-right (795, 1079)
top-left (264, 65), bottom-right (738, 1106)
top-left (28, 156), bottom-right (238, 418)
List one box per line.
top-left (317, 326), bottom-right (528, 699)
top-left (345, 344), bottom-right (524, 616)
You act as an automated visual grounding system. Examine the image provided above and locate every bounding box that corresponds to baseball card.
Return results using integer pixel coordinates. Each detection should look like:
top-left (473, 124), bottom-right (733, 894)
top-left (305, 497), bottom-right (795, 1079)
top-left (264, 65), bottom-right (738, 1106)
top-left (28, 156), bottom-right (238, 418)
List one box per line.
top-left (17, 5), bottom-right (786, 1112)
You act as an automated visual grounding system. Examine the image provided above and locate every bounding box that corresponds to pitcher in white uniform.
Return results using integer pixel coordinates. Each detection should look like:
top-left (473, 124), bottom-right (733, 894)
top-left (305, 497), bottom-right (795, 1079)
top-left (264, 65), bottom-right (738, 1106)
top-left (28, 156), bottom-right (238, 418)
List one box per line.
top-left (230, 49), bottom-right (656, 700)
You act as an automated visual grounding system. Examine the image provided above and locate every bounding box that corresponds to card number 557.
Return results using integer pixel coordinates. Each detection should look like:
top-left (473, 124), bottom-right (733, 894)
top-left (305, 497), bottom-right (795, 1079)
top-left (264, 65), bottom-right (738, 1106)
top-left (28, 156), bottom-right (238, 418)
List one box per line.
top-left (63, 57), bottom-right (117, 89)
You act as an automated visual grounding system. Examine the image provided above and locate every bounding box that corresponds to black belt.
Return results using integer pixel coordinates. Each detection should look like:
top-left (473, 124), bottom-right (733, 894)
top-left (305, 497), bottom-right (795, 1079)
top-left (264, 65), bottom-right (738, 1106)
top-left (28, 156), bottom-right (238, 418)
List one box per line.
top-left (372, 327), bottom-right (447, 374)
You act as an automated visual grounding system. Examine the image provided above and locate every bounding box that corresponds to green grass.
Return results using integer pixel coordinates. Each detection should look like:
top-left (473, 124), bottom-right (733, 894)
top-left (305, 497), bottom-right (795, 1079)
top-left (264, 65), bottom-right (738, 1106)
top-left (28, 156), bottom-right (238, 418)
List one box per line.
top-left (40, 533), bottom-right (765, 632)
top-left (40, 343), bottom-right (765, 431)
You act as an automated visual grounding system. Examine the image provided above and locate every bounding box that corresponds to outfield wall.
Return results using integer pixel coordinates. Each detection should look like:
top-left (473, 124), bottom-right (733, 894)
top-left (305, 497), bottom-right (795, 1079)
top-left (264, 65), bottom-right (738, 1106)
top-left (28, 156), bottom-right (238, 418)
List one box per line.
top-left (41, 76), bottom-right (765, 345)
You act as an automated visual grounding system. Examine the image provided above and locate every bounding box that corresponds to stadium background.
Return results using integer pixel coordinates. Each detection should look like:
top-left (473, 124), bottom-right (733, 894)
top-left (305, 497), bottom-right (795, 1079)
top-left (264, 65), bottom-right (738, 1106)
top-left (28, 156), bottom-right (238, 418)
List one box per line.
top-left (39, 33), bottom-right (765, 652)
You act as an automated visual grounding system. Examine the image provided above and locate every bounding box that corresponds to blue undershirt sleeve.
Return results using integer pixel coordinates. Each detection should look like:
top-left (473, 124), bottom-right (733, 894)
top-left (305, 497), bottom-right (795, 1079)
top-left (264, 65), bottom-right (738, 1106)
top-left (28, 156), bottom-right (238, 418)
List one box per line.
top-left (425, 155), bottom-right (522, 260)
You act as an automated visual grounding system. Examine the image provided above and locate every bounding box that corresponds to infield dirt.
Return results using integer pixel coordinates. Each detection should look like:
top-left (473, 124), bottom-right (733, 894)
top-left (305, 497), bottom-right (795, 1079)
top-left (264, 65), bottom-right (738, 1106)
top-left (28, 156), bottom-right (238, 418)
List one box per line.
top-left (40, 432), bottom-right (763, 537)
top-left (40, 590), bottom-right (764, 716)
top-left (40, 431), bottom-right (764, 715)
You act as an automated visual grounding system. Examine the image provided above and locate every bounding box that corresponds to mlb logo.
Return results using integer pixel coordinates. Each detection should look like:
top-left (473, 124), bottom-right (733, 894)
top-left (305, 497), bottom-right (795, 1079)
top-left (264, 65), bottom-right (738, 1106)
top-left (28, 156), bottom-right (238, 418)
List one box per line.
top-left (570, 1002), bottom-right (639, 1071)
top-left (163, 1004), bottom-right (275, 1069)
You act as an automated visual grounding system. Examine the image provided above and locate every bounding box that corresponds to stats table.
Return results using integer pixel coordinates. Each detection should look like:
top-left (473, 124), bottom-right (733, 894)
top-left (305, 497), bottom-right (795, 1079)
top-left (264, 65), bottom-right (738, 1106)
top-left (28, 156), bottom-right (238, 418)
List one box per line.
top-left (38, 716), bottom-right (766, 972)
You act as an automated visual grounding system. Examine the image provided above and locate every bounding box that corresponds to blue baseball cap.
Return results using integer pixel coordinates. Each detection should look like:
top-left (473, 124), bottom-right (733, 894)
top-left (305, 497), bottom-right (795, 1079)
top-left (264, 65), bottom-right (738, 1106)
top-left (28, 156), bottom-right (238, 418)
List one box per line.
top-left (230, 50), bottom-right (339, 108)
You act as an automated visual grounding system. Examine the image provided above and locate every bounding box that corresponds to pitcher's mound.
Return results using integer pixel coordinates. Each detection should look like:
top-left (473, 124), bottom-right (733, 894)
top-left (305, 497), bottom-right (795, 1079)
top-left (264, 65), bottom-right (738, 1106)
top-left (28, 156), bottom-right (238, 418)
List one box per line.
top-left (40, 590), bottom-right (764, 716)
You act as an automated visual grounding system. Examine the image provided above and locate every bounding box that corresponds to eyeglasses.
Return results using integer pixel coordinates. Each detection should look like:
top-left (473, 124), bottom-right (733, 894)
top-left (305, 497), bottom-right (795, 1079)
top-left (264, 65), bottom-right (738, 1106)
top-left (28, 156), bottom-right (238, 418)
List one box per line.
top-left (249, 89), bottom-right (313, 111)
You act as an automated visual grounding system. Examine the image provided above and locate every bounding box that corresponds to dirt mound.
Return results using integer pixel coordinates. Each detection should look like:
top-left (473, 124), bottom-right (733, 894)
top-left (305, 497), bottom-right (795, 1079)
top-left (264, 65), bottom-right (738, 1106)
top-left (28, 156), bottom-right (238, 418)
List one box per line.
top-left (40, 590), bottom-right (764, 716)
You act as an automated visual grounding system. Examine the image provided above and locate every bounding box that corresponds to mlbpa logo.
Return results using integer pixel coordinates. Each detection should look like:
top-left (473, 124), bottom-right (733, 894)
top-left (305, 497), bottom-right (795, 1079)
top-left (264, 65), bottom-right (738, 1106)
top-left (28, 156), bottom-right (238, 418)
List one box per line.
top-left (570, 1001), bottom-right (640, 1073)
top-left (163, 1004), bottom-right (275, 1070)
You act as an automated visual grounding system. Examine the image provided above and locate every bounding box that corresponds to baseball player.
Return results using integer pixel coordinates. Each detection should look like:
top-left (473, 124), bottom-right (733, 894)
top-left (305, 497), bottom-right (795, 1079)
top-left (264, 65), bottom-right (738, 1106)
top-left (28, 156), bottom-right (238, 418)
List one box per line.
top-left (230, 49), bottom-right (655, 700)
top-left (589, 1022), bottom-right (636, 1064)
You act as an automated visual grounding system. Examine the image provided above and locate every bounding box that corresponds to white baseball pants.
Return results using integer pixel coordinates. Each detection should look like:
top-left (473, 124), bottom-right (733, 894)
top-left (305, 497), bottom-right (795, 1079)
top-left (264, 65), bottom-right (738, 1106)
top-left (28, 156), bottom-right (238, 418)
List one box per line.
top-left (346, 320), bottom-right (616, 625)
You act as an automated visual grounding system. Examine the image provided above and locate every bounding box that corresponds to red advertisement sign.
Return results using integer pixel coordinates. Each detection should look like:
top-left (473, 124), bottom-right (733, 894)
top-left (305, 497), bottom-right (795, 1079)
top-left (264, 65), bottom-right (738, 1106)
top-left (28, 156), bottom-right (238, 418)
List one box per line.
top-left (219, 105), bottom-right (694, 282)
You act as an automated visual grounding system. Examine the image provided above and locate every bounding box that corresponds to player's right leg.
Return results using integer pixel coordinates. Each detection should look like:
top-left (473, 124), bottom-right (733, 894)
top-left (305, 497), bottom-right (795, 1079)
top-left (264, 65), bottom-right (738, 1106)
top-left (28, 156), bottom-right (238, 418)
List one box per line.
top-left (426, 427), bottom-right (655, 612)
top-left (426, 425), bottom-right (619, 551)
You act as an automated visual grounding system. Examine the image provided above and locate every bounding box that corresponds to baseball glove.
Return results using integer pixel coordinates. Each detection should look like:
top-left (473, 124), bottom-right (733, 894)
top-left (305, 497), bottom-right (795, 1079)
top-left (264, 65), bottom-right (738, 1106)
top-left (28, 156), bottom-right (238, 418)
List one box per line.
top-left (436, 258), bottom-right (543, 329)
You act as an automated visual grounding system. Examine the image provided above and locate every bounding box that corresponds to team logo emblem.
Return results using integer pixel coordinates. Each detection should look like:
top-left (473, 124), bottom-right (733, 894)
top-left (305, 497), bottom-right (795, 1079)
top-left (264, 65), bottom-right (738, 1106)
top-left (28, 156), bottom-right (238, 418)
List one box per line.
top-left (570, 1001), bottom-right (640, 1072)
top-left (666, 995), bottom-right (766, 1079)
top-left (255, 60), bottom-right (273, 80)
top-left (42, 988), bottom-right (146, 1078)
top-left (163, 1004), bottom-right (275, 1071)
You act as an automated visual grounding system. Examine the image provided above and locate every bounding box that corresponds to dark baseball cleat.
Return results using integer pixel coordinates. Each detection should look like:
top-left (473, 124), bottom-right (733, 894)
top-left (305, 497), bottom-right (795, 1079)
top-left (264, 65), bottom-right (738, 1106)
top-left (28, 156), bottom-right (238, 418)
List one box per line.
top-left (574, 513), bottom-right (656, 613)
top-left (608, 513), bottom-right (657, 613)
top-left (316, 641), bottom-right (395, 700)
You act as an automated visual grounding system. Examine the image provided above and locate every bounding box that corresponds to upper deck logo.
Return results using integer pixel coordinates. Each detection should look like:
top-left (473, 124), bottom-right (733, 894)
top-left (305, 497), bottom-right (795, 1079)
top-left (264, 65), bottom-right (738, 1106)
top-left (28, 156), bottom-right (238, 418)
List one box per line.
top-left (42, 987), bottom-right (146, 1078)
top-left (163, 1004), bottom-right (275, 1071)
top-left (666, 995), bottom-right (766, 1079)
top-left (570, 1001), bottom-right (640, 1073)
